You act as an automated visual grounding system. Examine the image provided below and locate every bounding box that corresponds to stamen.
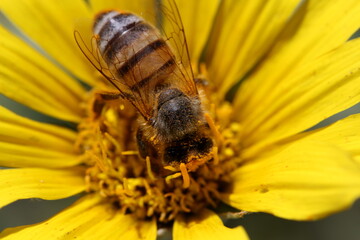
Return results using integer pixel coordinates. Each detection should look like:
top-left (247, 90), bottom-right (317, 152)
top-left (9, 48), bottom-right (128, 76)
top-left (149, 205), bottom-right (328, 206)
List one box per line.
top-left (104, 132), bottom-right (122, 151)
top-left (143, 178), bottom-right (153, 195)
top-left (145, 156), bottom-right (155, 180)
top-left (121, 150), bottom-right (139, 155)
top-left (213, 146), bottom-right (219, 165)
top-left (202, 188), bottom-right (217, 207)
top-left (165, 172), bottom-right (182, 184)
top-left (164, 165), bottom-right (178, 171)
top-left (92, 152), bottom-right (106, 172)
top-left (180, 196), bottom-right (191, 212)
top-left (180, 163), bottom-right (190, 189)
top-left (204, 113), bottom-right (224, 147)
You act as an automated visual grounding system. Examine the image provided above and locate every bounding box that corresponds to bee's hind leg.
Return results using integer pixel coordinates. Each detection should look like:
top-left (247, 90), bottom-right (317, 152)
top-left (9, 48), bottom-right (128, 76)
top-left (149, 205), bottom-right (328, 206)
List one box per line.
top-left (90, 91), bottom-right (123, 119)
top-left (96, 91), bottom-right (123, 101)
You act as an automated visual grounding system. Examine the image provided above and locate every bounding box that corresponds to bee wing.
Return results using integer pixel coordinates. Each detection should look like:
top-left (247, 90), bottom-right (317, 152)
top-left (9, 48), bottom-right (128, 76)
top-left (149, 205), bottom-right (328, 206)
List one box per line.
top-left (74, 30), bottom-right (152, 120)
top-left (158, 0), bottom-right (198, 96)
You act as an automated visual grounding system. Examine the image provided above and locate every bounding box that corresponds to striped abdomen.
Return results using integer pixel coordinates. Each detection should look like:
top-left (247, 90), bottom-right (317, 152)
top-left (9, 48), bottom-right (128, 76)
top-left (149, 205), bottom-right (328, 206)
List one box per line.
top-left (93, 11), bottom-right (176, 91)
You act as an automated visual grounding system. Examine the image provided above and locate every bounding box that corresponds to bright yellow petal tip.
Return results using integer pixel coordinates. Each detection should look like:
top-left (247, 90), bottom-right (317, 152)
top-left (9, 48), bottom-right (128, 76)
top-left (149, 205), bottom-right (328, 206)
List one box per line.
top-left (173, 209), bottom-right (249, 240)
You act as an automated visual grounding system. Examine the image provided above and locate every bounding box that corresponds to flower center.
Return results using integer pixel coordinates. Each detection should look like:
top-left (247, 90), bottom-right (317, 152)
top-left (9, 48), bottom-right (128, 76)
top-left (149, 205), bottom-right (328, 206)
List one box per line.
top-left (75, 84), bottom-right (242, 223)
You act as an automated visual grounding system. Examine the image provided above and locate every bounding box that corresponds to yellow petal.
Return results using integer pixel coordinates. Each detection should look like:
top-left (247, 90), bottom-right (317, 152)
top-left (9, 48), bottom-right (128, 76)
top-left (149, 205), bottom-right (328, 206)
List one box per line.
top-left (0, 106), bottom-right (82, 168)
top-left (245, 113), bottom-right (360, 163)
top-left (89, 0), bottom-right (157, 25)
top-left (79, 211), bottom-right (156, 240)
top-left (224, 140), bottom-right (360, 221)
top-left (0, 26), bottom-right (85, 122)
top-left (0, 107), bottom-right (83, 168)
top-left (173, 209), bottom-right (249, 240)
top-left (303, 114), bottom-right (360, 165)
top-left (0, 142), bottom-right (83, 168)
top-left (235, 0), bottom-right (360, 125)
top-left (0, 107), bottom-right (76, 143)
top-left (161, 0), bottom-right (220, 64)
top-left (0, 168), bottom-right (85, 208)
top-left (237, 37), bottom-right (360, 150)
top-left (205, 0), bottom-right (300, 97)
top-left (0, 0), bottom-right (96, 85)
top-left (1, 194), bottom-right (157, 240)
top-left (0, 107), bottom-right (75, 152)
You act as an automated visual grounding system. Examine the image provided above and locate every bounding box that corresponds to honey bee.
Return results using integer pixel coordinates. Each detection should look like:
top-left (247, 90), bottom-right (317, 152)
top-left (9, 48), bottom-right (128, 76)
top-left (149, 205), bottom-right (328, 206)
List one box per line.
top-left (75, 0), bottom-right (217, 187)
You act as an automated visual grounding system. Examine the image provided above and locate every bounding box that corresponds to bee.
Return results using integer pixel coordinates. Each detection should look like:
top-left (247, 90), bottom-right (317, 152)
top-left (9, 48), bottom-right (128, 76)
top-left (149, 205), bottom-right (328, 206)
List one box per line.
top-left (74, 1), bottom-right (218, 187)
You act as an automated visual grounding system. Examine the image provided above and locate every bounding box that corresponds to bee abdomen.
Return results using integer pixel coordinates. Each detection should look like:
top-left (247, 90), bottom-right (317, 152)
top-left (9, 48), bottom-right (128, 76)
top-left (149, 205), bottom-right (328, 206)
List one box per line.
top-left (94, 11), bottom-right (176, 90)
top-left (93, 11), bottom-right (141, 52)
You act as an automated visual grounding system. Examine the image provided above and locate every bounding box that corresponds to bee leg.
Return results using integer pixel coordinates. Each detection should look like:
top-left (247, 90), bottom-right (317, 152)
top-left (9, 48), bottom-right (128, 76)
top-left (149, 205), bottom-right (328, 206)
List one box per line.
top-left (195, 62), bottom-right (211, 94)
top-left (145, 156), bottom-right (155, 180)
top-left (165, 172), bottom-right (182, 184)
top-left (136, 127), bottom-right (162, 175)
top-left (194, 77), bottom-right (209, 87)
top-left (96, 91), bottom-right (123, 101)
top-left (136, 127), bottom-right (157, 159)
top-left (91, 91), bottom-right (122, 119)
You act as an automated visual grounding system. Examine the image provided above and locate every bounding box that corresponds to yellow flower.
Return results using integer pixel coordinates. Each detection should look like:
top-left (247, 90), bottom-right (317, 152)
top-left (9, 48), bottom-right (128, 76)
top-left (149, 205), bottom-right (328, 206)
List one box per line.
top-left (1, 0), bottom-right (360, 239)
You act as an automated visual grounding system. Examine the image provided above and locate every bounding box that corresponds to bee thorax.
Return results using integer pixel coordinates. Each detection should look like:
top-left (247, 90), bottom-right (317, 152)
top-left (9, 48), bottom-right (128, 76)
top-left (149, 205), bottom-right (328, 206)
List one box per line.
top-left (153, 88), bottom-right (203, 141)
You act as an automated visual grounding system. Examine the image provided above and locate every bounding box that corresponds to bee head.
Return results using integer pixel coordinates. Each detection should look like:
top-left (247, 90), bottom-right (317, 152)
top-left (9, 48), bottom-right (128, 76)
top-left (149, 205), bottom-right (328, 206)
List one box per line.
top-left (163, 132), bottom-right (214, 165)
